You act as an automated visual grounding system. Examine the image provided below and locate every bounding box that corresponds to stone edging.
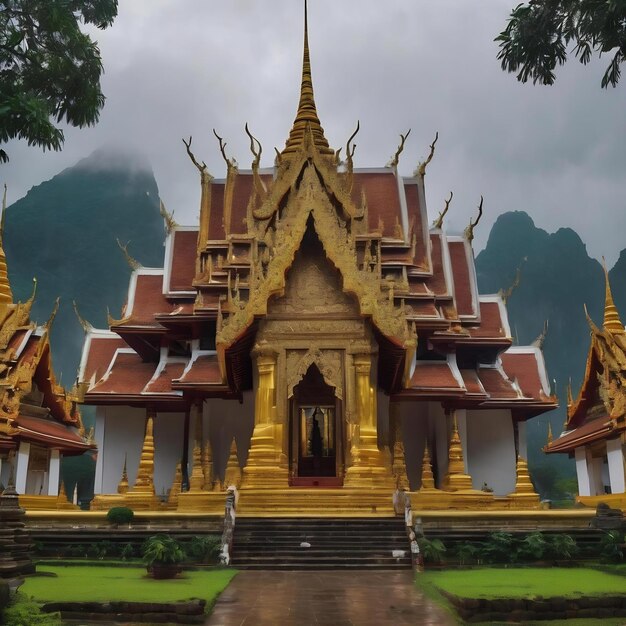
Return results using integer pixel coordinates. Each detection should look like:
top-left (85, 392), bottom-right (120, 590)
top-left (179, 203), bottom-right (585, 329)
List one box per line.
top-left (42, 599), bottom-right (206, 624)
top-left (443, 592), bottom-right (626, 623)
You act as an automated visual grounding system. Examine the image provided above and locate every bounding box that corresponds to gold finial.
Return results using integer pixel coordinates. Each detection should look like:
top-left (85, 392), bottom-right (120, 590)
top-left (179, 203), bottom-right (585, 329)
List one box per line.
top-left (72, 300), bottom-right (93, 333)
top-left (499, 262), bottom-right (524, 305)
top-left (0, 183), bottom-right (13, 307)
top-left (464, 195), bottom-right (483, 244)
top-left (432, 191), bottom-right (453, 230)
top-left (281, 0), bottom-right (334, 159)
top-left (532, 320), bottom-right (549, 349)
top-left (512, 455), bottom-right (538, 496)
top-left (388, 129), bottom-right (411, 168)
top-left (547, 422), bottom-right (553, 445)
top-left (415, 131), bottom-right (439, 177)
top-left (245, 123), bottom-right (263, 170)
top-left (116, 239), bottom-right (142, 271)
top-left (159, 199), bottom-right (178, 235)
top-left (45, 297), bottom-right (60, 329)
top-left (602, 257), bottom-right (624, 334)
top-left (567, 377), bottom-right (573, 408)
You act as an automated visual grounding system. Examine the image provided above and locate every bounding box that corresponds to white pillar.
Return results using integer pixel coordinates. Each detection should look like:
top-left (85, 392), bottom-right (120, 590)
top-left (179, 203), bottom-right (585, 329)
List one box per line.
top-left (606, 438), bottom-right (625, 495)
top-left (15, 441), bottom-right (30, 494)
top-left (589, 452), bottom-right (604, 495)
top-left (456, 409), bottom-right (468, 474)
top-left (575, 447), bottom-right (591, 496)
top-left (93, 408), bottom-right (105, 495)
top-left (48, 449), bottom-right (61, 496)
top-left (517, 420), bottom-right (528, 460)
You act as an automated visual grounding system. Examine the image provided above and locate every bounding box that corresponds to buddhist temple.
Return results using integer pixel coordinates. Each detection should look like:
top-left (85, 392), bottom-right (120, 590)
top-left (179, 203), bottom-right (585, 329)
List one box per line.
top-left (0, 187), bottom-right (92, 510)
top-left (545, 264), bottom-right (626, 509)
top-left (77, 6), bottom-right (556, 516)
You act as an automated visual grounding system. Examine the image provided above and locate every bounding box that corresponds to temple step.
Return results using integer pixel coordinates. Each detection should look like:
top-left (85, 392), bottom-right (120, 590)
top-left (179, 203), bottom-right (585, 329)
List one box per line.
top-left (231, 517), bottom-right (411, 570)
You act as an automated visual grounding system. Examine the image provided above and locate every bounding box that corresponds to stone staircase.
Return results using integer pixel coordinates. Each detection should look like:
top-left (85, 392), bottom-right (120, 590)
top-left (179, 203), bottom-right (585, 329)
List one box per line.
top-left (231, 517), bottom-right (412, 570)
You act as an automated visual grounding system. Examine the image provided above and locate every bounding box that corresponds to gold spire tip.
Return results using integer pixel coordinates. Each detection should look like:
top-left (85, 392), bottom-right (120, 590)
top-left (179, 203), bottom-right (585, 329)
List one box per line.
top-left (602, 256), bottom-right (624, 333)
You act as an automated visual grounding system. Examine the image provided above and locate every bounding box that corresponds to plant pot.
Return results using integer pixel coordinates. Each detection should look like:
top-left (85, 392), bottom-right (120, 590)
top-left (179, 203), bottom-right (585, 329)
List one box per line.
top-left (147, 563), bottom-right (182, 579)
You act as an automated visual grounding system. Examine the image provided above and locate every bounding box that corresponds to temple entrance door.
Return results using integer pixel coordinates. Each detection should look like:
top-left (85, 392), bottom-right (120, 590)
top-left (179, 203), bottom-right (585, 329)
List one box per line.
top-left (290, 364), bottom-right (343, 486)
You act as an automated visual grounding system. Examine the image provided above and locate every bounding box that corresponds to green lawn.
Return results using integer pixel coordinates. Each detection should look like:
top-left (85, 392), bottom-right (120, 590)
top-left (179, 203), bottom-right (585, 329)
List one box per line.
top-left (22, 565), bottom-right (237, 604)
top-left (420, 567), bottom-right (626, 600)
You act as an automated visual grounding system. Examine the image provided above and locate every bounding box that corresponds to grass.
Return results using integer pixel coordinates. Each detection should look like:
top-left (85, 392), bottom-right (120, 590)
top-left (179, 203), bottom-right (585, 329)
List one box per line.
top-left (22, 565), bottom-right (237, 605)
top-left (420, 567), bottom-right (626, 600)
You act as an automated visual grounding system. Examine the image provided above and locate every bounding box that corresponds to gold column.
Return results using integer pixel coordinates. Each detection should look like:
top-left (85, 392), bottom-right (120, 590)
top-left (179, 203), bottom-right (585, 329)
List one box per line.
top-left (507, 456), bottom-right (540, 508)
top-left (126, 411), bottom-right (158, 509)
top-left (241, 344), bottom-right (288, 488)
top-left (344, 353), bottom-right (393, 488)
top-left (390, 404), bottom-right (409, 490)
top-left (443, 413), bottom-right (474, 491)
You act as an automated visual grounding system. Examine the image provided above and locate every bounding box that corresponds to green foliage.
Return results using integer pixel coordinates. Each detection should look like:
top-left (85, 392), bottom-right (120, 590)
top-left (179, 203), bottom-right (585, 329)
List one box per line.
top-left (106, 506), bottom-right (134, 526)
top-left (184, 536), bottom-right (221, 564)
top-left (547, 533), bottom-right (579, 560)
top-left (3, 593), bottom-right (62, 626)
top-left (120, 543), bottom-right (135, 560)
top-left (142, 535), bottom-right (185, 566)
top-left (517, 531), bottom-right (548, 561)
top-left (417, 537), bottom-right (447, 564)
top-left (455, 543), bottom-right (479, 566)
top-left (599, 530), bottom-right (625, 563)
top-left (0, 0), bottom-right (118, 162)
top-left (67, 544), bottom-right (86, 558)
top-left (496, 0), bottom-right (626, 88)
top-left (480, 532), bottom-right (517, 564)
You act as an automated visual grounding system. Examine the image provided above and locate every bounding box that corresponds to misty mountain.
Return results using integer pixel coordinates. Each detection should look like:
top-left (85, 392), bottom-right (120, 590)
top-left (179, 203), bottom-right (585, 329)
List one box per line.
top-left (4, 148), bottom-right (165, 501)
top-left (475, 211), bottom-right (619, 497)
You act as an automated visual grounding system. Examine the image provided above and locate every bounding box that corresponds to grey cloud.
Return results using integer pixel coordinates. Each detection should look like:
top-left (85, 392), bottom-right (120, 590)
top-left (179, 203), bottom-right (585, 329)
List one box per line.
top-left (2, 0), bottom-right (625, 265)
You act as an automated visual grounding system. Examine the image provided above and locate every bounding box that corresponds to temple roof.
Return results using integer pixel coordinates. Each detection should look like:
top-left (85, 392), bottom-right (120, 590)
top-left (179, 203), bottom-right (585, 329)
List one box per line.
top-left (0, 190), bottom-right (91, 454)
top-left (546, 268), bottom-right (626, 454)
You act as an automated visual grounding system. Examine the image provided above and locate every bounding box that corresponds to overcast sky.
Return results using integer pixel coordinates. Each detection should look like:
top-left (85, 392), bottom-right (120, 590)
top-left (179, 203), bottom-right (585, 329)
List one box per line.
top-left (2, 0), bottom-right (626, 263)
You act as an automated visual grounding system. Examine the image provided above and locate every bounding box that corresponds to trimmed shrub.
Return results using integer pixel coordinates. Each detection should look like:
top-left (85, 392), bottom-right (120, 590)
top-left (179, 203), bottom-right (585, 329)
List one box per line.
top-left (106, 506), bottom-right (134, 526)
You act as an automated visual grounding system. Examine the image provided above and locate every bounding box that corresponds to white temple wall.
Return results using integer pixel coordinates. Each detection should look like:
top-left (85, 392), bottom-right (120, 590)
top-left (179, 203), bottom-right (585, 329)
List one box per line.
top-left (100, 406), bottom-right (145, 494)
top-left (396, 401), bottom-right (429, 489)
top-left (466, 408), bottom-right (516, 495)
top-left (153, 412), bottom-right (185, 497)
top-left (606, 438), bottom-right (626, 494)
top-left (201, 391), bottom-right (254, 480)
top-left (575, 447), bottom-right (592, 496)
top-left (0, 455), bottom-right (10, 488)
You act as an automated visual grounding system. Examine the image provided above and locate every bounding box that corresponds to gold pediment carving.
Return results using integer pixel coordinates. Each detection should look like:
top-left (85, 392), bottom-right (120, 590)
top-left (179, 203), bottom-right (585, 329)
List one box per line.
top-left (286, 348), bottom-right (343, 400)
top-left (217, 162), bottom-right (414, 350)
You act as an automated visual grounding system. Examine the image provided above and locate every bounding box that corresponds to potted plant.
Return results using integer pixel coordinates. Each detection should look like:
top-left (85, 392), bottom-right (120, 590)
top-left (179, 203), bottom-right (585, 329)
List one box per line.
top-left (142, 534), bottom-right (185, 579)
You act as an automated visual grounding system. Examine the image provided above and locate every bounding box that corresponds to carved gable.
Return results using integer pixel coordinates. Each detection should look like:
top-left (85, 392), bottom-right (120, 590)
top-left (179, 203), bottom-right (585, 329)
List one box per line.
top-left (268, 224), bottom-right (359, 317)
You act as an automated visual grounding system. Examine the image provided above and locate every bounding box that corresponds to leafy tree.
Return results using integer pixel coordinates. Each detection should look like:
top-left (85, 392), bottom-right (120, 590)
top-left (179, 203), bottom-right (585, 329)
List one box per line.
top-left (0, 0), bottom-right (118, 162)
top-left (496, 1), bottom-right (626, 88)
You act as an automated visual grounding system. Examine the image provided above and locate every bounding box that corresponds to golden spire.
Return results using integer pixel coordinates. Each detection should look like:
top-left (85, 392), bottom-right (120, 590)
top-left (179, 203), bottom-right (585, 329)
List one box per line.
top-left (117, 454), bottom-right (129, 494)
top-left (132, 416), bottom-right (155, 493)
top-left (602, 258), bottom-right (624, 334)
top-left (224, 437), bottom-right (242, 489)
top-left (420, 445), bottom-right (436, 490)
top-left (547, 422), bottom-right (553, 445)
top-left (281, 0), bottom-right (334, 159)
top-left (444, 414), bottom-right (474, 491)
top-left (0, 184), bottom-right (13, 307)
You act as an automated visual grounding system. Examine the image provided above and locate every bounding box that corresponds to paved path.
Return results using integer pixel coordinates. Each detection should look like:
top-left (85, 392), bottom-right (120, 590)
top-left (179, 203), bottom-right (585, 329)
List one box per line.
top-left (205, 570), bottom-right (455, 625)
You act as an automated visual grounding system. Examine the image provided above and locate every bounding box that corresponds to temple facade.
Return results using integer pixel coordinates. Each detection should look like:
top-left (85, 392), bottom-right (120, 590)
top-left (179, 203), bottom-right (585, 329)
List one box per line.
top-left (0, 189), bottom-right (92, 510)
top-left (546, 267), bottom-right (626, 509)
top-left (78, 10), bottom-right (556, 516)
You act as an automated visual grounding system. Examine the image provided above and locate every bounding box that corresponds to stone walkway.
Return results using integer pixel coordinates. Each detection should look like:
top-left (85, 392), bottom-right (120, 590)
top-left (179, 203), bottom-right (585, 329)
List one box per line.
top-left (205, 570), bottom-right (455, 625)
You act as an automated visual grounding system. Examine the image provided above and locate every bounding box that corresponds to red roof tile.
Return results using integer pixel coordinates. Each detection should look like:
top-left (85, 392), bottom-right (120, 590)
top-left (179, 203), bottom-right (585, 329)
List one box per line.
top-left (409, 361), bottom-right (462, 390)
top-left (468, 301), bottom-right (507, 339)
top-left (177, 354), bottom-right (222, 384)
top-left (144, 361), bottom-right (186, 393)
top-left (351, 172), bottom-right (402, 239)
top-left (169, 230), bottom-right (197, 292)
top-left (448, 240), bottom-right (475, 317)
top-left (208, 184), bottom-right (226, 240)
top-left (14, 415), bottom-right (90, 453)
top-left (460, 369), bottom-right (486, 396)
top-left (403, 182), bottom-right (426, 263)
top-left (7, 328), bottom-right (29, 356)
top-left (83, 335), bottom-right (127, 385)
top-left (91, 351), bottom-right (155, 394)
top-left (546, 417), bottom-right (620, 453)
top-left (122, 274), bottom-right (169, 326)
top-left (500, 351), bottom-right (547, 401)
top-left (477, 367), bottom-right (519, 399)
top-left (425, 234), bottom-right (449, 296)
